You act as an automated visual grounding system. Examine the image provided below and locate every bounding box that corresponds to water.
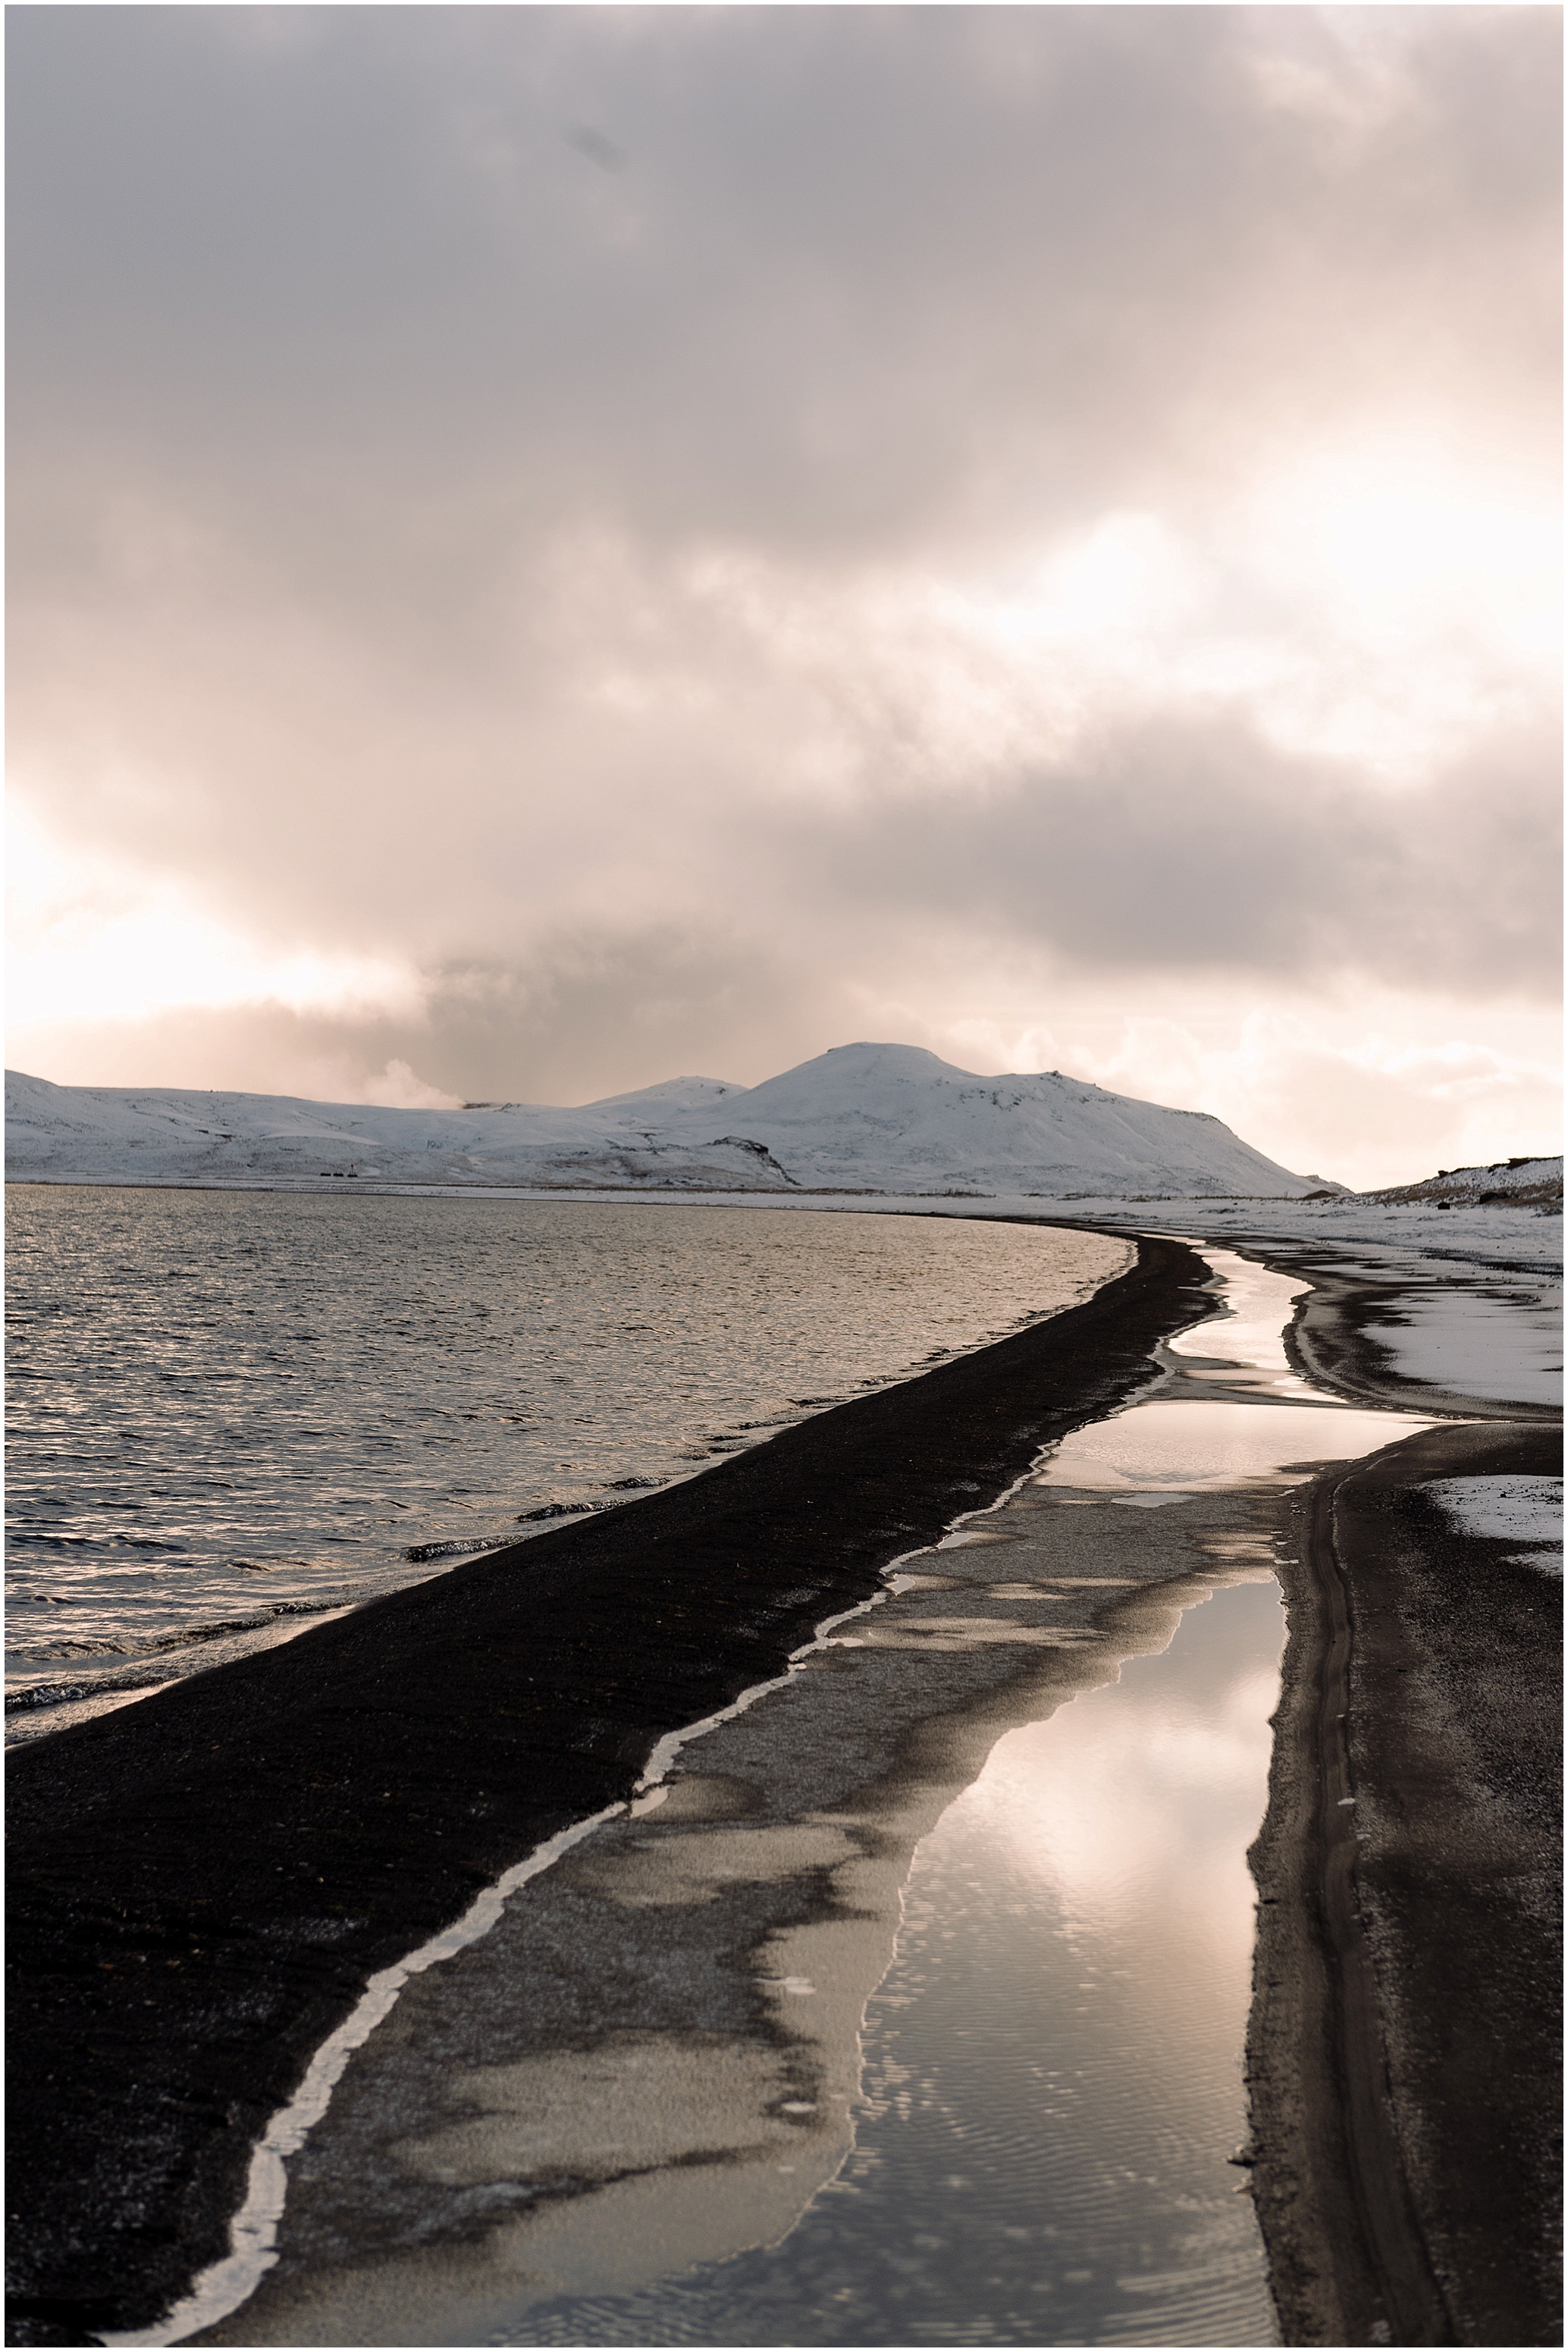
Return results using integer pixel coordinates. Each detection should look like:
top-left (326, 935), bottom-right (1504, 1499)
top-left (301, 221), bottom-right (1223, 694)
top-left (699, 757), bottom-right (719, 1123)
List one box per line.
top-left (5, 1187), bottom-right (1125, 1717)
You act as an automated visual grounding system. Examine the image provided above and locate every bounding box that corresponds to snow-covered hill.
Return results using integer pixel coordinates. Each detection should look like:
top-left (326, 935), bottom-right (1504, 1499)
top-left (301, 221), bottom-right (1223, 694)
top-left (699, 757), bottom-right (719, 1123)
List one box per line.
top-left (5, 1043), bottom-right (1329, 1198)
top-left (1359, 1155), bottom-right (1563, 1209)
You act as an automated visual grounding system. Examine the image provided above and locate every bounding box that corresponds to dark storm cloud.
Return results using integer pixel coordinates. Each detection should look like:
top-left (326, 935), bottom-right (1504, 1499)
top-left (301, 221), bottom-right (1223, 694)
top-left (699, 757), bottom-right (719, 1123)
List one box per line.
top-left (11, 5), bottom-right (1555, 540)
top-left (792, 712), bottom-right (1563, 992)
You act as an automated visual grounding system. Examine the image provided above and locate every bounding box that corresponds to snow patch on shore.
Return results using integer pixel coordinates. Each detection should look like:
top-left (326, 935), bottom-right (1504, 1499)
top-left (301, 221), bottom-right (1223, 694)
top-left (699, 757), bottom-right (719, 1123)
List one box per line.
top-left (1422, 1475), bottom-right (1563, 1574)
top-left (1358, 1293), bottom-right (1563, 1410)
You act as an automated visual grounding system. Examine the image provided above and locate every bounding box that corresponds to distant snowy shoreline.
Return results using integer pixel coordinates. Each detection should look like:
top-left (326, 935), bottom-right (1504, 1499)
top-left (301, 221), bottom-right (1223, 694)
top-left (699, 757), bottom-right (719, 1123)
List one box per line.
top-left (9, 1045), bottom-right (1557, 1282)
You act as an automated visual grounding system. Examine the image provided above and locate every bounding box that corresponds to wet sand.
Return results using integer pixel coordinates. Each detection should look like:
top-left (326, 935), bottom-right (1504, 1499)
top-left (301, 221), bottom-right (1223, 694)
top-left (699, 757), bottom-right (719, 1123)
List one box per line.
top-left (5, 1234), bottom-right (1209, 2347)
top-left (188, 1548), bottom-right (1289, 2350)
top-left (1247, 1416), bottom-right (1561, 2347)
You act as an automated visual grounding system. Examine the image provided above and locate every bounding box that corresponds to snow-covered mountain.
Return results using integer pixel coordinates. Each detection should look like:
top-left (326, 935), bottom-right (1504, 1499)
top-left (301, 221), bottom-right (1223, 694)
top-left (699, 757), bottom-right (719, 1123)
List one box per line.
top-left (5, 1043), bottom-right (1329, 1197)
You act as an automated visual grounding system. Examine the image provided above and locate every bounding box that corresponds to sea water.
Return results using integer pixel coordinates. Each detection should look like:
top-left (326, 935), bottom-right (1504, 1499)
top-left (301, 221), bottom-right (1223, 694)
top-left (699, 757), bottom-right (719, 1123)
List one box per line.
top-left (5, 1187), bottom-right (1126, 1723)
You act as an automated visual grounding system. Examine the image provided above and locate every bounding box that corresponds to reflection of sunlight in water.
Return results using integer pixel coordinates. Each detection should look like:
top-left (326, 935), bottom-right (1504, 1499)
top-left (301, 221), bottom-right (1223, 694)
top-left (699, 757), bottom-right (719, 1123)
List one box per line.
top-left (1042, 1397), bottom-right (1416, 1489)
top-left (1166, 1253), bottom-right (1310, 1384)
top-left (839, 1579), bottom-right (1288, 2344)
top-left (509, 1585), bottom-right (1289, 2347)
top-left (939, 1589), bottom-right (1282, 1963)
top-left (1042, 1250), bottom-right (1433, 1491)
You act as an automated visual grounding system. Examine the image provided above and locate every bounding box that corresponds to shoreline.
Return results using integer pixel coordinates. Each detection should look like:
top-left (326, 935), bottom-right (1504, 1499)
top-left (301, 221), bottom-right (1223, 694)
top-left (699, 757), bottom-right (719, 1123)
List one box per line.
top-left (3, 1199), bottom-right (1129, 1745)
top-left (6, 1234), bottom-right (1213, 2346)
top-left (7, 1212), bottom-right (1560, 2348)
top-left (179, 1242), bottom-right (1416, 2350)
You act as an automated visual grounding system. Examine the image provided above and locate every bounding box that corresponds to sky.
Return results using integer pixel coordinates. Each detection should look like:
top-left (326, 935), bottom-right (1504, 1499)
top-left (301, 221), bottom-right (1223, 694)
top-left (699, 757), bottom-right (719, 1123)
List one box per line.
top-left (7, 4), bottom-right (1560, 1191)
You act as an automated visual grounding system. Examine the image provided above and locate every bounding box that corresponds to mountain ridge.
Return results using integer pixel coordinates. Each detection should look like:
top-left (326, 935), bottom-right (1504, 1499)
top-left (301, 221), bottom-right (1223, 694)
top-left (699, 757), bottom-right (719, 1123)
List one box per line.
top-left (5, 1043), bottom-right (1331, 1197)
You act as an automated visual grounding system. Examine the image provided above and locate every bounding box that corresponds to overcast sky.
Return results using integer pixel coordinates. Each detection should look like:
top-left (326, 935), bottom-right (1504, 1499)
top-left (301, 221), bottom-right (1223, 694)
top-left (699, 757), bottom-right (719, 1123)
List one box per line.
top-left (8, 4), bottom-right (1560, 1187)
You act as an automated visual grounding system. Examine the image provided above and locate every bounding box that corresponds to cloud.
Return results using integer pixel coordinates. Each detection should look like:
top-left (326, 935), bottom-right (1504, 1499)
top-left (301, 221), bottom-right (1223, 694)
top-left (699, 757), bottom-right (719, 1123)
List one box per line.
top-left (343, 1058), bottom-right (461, 1114)
top-left (6, 5), bottom-right (1560, 1178)
top-left (788, 708), bottom-right (1561, 993)
top-left (4, 922), bottom-right (839, 1110)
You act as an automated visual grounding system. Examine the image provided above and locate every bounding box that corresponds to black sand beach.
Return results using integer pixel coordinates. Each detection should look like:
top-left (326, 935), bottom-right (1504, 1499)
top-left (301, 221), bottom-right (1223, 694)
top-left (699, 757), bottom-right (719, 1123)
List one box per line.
top-left (5, 1234), bottom-right (1212, 2347)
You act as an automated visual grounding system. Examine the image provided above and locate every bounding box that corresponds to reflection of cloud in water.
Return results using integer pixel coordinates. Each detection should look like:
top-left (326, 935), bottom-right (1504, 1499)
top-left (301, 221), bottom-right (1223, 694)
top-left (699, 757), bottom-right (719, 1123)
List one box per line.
top-left (1165, 1253), bottom-right (1309, 1382)
top-left (1044, 1397), bottom-right (1425, 1488)
top-left (931, 1581), bottom-right (1283, 1949)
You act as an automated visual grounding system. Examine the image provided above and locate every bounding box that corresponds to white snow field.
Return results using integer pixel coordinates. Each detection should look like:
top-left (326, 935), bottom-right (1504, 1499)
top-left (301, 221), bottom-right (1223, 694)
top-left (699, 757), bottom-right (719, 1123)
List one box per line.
top-left (5, 1043), bottom-right (1328, 1199)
